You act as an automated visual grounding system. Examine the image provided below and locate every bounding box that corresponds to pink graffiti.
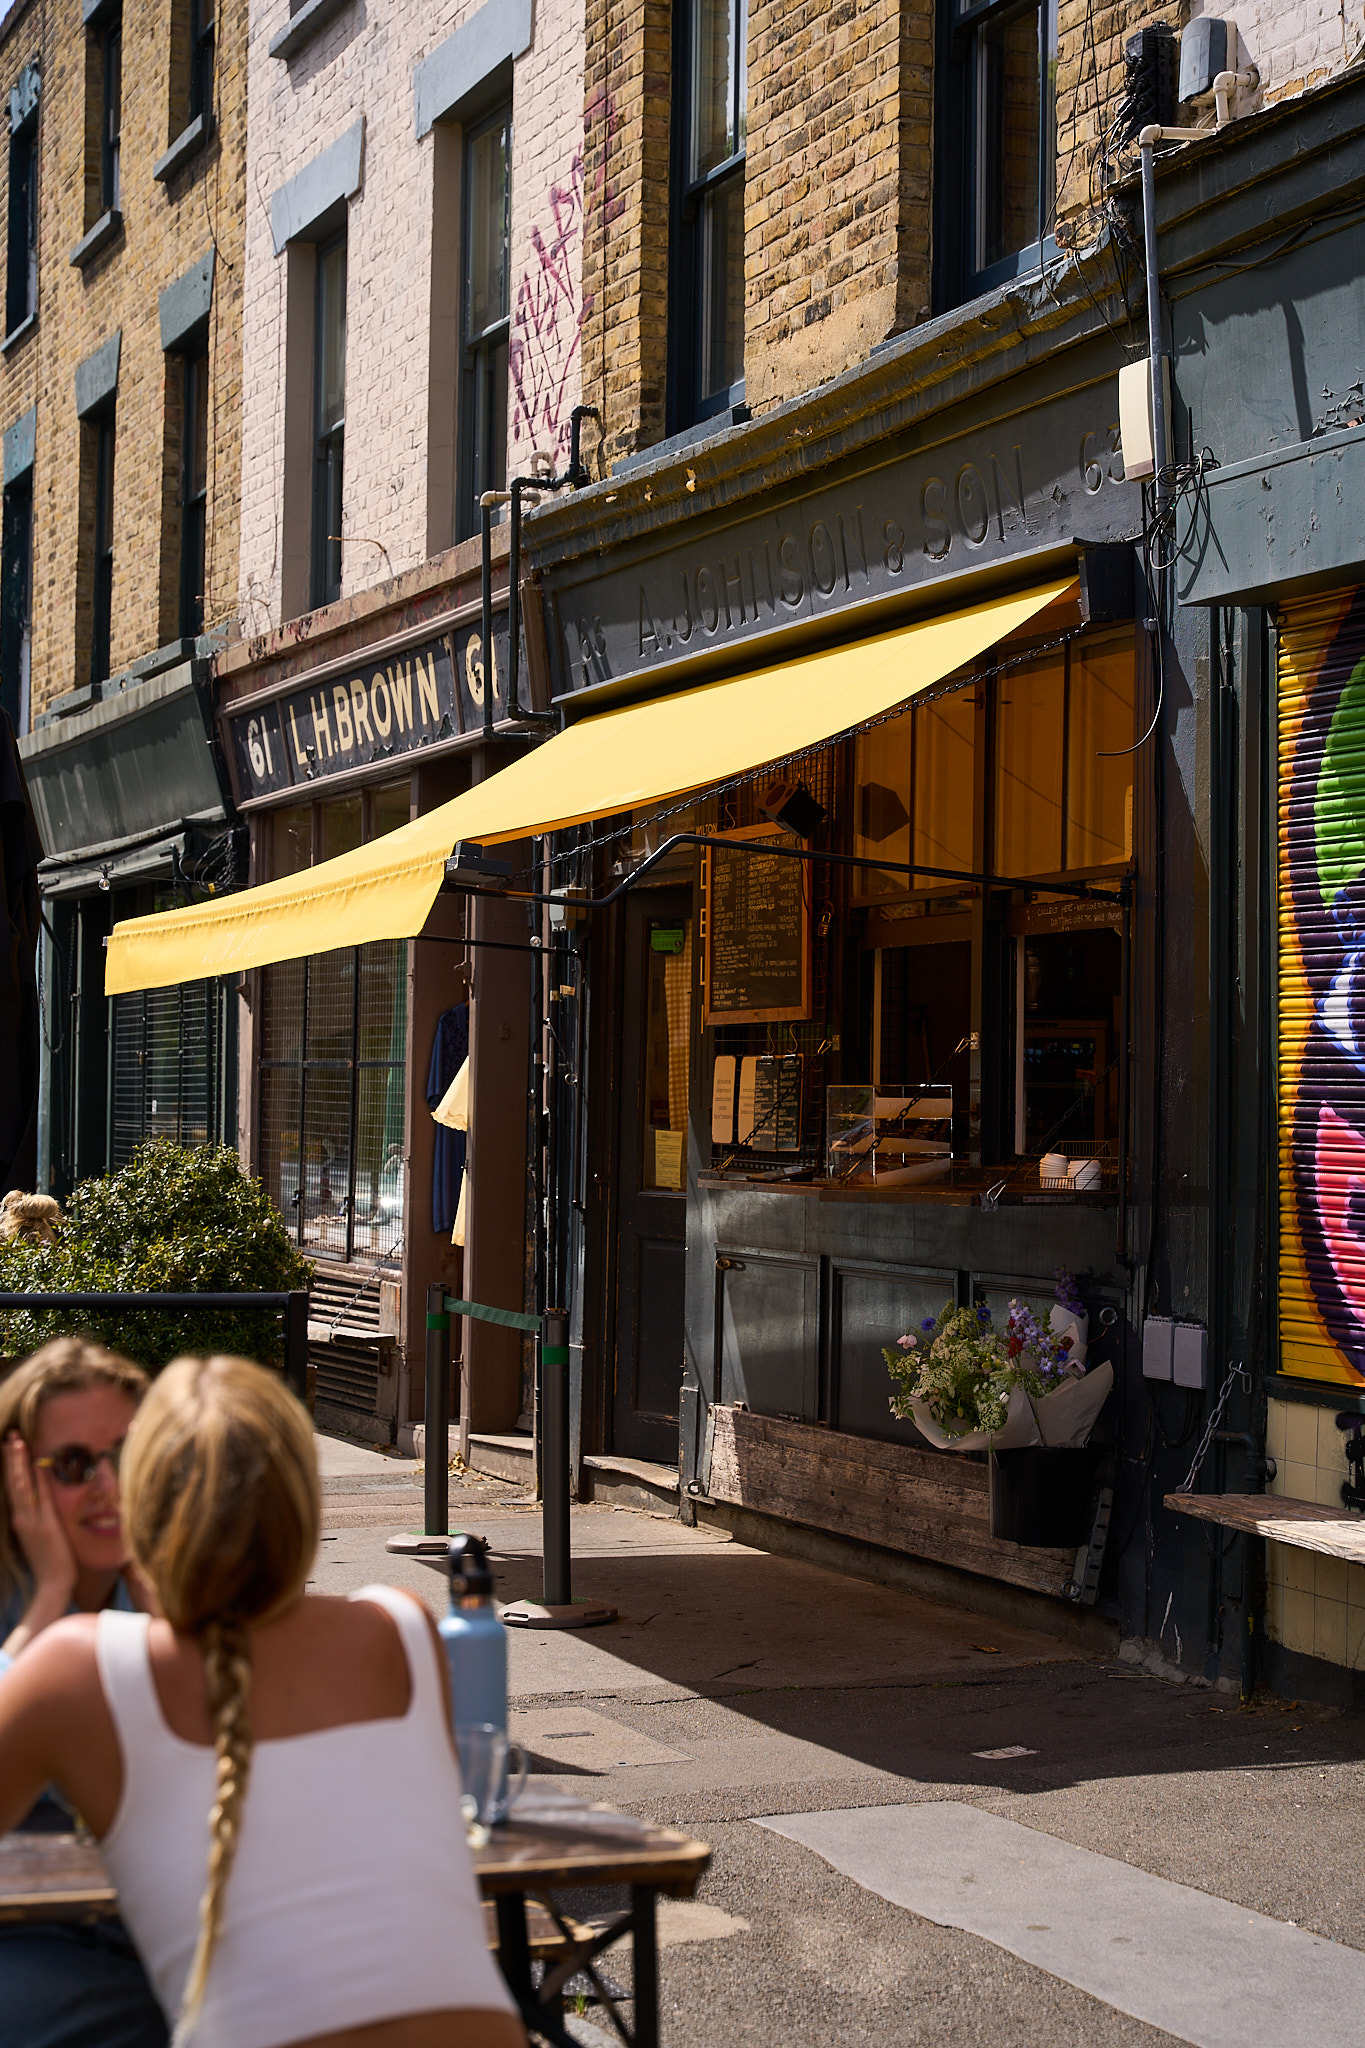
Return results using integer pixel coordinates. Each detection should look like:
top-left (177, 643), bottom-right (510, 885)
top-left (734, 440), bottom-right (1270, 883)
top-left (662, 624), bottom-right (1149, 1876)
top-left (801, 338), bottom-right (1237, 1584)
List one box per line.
top-left (510, 150), bottom-right (585, 464)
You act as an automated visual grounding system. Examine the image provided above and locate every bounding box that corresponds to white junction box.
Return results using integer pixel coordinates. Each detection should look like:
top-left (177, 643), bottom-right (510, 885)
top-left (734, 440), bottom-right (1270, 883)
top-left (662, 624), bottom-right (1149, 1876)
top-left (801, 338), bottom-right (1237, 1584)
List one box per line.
top-left (1172, 1322), bottom-right (1209, 1390)
top-left (1142, 1315), bottom-right (1174, 1381)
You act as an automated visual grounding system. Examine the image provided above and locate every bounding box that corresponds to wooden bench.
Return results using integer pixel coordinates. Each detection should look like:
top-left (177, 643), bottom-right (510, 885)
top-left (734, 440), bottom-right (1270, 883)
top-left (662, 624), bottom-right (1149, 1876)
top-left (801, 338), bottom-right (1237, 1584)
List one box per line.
top-left (1164, 1492), bottom-right (1365, 1562)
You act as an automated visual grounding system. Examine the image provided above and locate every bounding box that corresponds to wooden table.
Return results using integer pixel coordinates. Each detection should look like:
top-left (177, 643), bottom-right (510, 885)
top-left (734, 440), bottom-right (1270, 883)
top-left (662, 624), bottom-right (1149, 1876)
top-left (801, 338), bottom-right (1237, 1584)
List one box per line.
top-left (1164, 1490), bottom-right (1365, 1562)
top-left (1, 1786), bottom-right (710, 2048)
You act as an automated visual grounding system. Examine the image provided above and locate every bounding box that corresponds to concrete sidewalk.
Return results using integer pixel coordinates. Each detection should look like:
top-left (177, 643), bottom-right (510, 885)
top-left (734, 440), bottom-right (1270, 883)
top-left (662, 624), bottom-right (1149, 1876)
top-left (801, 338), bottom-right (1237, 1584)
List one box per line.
top-left (313, 1432), bottom-right (1365, 2047)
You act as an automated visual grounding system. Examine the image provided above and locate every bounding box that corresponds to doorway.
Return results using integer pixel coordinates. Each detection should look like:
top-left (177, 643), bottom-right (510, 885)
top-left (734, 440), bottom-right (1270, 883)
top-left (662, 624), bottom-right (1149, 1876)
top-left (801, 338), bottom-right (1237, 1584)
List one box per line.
top-left (611, 888), bottom-right (692, 1463)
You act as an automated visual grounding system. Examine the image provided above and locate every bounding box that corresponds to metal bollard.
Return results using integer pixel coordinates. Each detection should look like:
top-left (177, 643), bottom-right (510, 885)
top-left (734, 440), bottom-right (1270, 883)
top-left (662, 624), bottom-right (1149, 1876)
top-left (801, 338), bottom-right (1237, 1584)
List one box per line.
top-left (424, 1282), bottom-right (451, 1538)
top-left (541, 1312), bottom-right (571, 1608)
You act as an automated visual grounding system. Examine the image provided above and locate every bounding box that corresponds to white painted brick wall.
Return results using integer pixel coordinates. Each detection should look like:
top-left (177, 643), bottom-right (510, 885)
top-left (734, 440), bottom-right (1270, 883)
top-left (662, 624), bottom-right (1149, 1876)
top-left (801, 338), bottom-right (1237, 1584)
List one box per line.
top-left (240, 0), bottom-right (585, 632)
top-left (1185, 0), bottom-right (1364, 109)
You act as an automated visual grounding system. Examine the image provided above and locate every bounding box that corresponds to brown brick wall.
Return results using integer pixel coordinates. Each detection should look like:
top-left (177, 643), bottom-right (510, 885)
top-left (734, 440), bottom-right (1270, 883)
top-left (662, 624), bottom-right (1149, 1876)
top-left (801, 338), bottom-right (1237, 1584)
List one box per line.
top-left (744, 0), bottom-right (933, 411)
top-left (581, 0), bottom-right (673, 472)
top-left (0, 0), bottom-right (245, 724)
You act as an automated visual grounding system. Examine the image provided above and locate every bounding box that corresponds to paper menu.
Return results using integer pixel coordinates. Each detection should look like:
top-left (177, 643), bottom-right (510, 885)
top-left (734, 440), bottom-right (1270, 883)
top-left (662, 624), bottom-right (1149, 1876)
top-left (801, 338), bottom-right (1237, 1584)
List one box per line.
top-left (711, 1055), bottom-right (737, 1144)
top-left (736, 1057), bottom-right (759, 1147)
top-left (653, 1129), bottom-right (684, 1190)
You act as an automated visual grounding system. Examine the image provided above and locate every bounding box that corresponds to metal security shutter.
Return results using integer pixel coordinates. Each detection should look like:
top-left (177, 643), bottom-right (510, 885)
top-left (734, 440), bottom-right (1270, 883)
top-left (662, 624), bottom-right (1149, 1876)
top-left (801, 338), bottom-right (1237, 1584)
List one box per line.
top-left (110, 980), bottom-right (229, 1167)
top-left (1277, 586), bottom-right (1365, 1387)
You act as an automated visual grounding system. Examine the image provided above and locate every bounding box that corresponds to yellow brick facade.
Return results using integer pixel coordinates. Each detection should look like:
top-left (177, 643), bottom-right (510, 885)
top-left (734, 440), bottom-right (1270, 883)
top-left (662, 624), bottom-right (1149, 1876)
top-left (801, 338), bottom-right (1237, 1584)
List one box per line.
top-left (0, 0), bottom-right (245, 725)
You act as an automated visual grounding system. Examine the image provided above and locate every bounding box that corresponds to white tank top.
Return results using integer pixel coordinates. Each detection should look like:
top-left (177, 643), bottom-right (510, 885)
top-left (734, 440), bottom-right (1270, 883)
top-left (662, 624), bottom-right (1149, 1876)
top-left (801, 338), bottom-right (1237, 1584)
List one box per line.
top-left (95, 1586), bottom-right (515, 2048)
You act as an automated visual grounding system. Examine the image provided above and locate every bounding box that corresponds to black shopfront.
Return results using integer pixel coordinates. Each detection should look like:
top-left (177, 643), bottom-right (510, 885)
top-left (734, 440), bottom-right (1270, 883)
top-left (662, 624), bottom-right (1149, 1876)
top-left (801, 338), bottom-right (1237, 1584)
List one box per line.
top-left (520, 313), bottom-right (1172, 1629)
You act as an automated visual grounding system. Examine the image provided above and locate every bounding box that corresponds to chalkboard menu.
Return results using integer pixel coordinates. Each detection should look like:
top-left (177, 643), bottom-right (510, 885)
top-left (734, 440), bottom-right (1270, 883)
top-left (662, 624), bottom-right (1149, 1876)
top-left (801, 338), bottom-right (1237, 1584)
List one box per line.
top-left (702, 826), bottom-right (811, 1025)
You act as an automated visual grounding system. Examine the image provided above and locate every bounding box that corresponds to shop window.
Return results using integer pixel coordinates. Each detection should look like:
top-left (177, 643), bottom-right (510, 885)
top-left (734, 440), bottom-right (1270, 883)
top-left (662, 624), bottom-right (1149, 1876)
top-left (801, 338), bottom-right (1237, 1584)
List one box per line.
top-left (936, 0), bottom-right (1057, 307)
top-left (6, 97), bottom-right (38, 340)
top-left (111, 979), bottom-right (231, 1166)
top-left (457, 105), bottom-right (511, 544)
top-left (854, 687), bottom-right (977, 899)
top-left (849, 622), bottom-right (1135, 1173)
top-left (258, 788), bottom-right (410, 1264)
top-left (670, 0), bottom-right (747, 428)
top-left (311, 232), bottom-right (346, 609)
top-left (0, 474), bottom-right (32, 733)
top-left (994, 633), bottom-right (1134, 877)
top-left (179, 348), bottom-right (208, 638)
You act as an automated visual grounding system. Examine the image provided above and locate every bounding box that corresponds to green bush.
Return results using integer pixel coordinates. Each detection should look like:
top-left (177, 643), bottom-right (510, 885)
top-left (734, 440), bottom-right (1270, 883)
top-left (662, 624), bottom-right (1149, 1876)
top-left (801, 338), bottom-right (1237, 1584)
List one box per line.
top-left (0, 1141), bottom-right (312, 1370)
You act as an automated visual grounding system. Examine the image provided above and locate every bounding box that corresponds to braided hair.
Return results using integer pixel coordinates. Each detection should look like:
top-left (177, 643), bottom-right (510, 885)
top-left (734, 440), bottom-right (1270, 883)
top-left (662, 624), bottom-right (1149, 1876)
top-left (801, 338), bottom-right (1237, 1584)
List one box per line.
top-left (120, 1356), bottom-right (320, 2041)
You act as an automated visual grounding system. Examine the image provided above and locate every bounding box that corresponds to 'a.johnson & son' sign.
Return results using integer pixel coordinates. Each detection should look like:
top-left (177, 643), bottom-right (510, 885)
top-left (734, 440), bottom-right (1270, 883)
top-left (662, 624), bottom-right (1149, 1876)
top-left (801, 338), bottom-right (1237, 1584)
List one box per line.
top-left (224, 616), bottom-right (512, 802)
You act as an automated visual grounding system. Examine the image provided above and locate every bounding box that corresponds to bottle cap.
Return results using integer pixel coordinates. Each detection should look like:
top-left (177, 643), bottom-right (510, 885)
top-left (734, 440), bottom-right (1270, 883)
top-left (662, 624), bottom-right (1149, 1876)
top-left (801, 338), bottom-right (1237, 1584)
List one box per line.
top-left (448, 1533), bottom-right (494, 1598)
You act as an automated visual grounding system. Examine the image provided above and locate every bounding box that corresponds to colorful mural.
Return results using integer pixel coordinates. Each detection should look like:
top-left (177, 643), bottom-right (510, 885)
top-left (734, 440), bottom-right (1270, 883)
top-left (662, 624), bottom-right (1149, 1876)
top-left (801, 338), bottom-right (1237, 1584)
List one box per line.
top-left (1280, 585), bottom-right (1365, 1386)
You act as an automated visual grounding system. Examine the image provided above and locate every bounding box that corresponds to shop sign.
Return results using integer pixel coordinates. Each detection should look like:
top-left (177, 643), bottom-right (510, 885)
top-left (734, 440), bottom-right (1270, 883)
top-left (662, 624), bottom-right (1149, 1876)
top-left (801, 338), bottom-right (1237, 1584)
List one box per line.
top-left (543, 380), bottom-right (1135, 697)
top-left (225, 617), bottom-right (513, 802)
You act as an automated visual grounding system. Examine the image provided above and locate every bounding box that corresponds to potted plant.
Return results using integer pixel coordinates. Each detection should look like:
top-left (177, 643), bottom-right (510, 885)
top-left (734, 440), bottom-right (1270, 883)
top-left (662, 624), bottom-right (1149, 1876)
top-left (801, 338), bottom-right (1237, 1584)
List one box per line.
top-left (883, 1272), bottom-right (1112, 1545)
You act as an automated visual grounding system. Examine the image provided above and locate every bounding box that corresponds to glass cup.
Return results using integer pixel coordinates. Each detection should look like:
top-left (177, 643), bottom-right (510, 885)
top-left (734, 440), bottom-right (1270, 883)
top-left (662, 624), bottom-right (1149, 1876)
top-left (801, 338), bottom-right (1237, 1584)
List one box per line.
top-left (456, 1722), bottom-right (529, 1829)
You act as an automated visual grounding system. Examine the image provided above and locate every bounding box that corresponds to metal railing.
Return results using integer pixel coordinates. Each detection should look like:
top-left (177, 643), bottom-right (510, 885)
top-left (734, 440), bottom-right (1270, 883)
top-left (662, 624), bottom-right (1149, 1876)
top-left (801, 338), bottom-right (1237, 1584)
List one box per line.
top-left (0, 1291), bottom-right (311, 1401)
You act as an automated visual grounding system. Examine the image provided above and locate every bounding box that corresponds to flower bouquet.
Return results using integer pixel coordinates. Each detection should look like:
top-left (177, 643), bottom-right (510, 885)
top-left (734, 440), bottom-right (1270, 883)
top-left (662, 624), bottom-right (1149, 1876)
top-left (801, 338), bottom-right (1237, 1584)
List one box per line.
top-left (882, 1273), bottom-right (1111, 1454)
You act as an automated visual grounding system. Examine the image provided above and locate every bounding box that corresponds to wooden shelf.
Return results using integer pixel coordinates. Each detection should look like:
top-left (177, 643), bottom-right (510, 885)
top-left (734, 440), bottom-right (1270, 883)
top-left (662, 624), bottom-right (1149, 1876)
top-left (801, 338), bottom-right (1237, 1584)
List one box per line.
top-left (1165, 1492), bottom-right (1365, 1562)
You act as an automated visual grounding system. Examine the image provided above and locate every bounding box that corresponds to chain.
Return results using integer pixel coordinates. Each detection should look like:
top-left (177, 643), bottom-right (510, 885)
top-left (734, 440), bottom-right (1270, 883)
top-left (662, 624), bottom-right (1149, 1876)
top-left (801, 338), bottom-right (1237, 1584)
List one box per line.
top-left (1176, 1361), bottom-right (1250, 1495)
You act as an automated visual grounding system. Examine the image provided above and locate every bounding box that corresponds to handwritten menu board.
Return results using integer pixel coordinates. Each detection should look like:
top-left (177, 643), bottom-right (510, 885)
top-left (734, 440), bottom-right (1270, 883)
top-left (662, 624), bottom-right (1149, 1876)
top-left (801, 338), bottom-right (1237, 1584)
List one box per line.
top-left (702, 826), bottom-right (811, 1026)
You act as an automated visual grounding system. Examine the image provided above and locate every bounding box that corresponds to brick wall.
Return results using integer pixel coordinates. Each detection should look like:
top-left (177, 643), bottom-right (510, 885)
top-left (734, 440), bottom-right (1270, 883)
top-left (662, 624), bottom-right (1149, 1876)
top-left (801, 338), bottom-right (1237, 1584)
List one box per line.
top-left (581, 0), bottom-right (1364, 458)
top-left (0, 0), bottom-right (247, 724)
top-left (239, 0), bottom-right (585, 635)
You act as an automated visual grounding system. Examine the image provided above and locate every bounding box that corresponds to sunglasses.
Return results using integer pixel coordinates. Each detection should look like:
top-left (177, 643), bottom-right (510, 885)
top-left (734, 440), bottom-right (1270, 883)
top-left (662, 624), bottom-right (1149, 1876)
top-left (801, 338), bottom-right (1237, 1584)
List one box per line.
top-left (35, 1440), bottom-right (125, 1488)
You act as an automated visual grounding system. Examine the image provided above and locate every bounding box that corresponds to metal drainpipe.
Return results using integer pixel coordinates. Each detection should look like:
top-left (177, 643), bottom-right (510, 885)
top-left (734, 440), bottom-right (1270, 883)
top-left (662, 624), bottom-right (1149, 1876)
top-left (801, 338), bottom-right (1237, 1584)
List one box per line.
top-left (1138, 129), bottom-right (1170, 520)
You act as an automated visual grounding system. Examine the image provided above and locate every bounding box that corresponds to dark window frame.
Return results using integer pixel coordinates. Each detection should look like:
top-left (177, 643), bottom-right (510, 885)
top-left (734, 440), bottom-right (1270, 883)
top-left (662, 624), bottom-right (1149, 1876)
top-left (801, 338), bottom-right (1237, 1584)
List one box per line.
top-left (179, 346), bottom-right (208, 639)
top-left (100, 11), bottom-right (122, 214)
top-left (455, 100), bottom-right (511, 545)
top-left (5, 111), bottom-right (38, 339)
top-left (90, 410), bottom-right (116, 685)
top-left (189, 0), bottom-right (215, 127)
top-left (0, 474), bottom-right (33, 733)
top-left (933, 0), bottom-right (1058, 312)
top-left (310, 230), bottom-right (346, 610)
top-left (668, 0), bottom-right (747, 433)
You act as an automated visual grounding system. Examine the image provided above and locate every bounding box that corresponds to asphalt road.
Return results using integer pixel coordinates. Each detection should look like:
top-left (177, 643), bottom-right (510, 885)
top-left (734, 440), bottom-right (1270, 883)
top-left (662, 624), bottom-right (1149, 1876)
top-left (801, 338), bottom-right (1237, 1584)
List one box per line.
top-left (313, 1434), bottom-right (1365, 2048)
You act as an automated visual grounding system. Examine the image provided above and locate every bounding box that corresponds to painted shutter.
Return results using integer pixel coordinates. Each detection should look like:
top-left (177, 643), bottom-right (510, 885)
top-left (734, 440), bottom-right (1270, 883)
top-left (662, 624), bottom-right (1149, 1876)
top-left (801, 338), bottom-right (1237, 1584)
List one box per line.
top-left (1277, 586), bottom-right (1365, 1387)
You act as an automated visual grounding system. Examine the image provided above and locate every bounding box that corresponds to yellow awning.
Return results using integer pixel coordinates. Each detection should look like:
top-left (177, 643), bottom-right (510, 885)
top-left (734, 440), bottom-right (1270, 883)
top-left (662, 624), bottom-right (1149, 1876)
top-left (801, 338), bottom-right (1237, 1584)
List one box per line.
top-left (105, 575), bottom-right (1074, 995)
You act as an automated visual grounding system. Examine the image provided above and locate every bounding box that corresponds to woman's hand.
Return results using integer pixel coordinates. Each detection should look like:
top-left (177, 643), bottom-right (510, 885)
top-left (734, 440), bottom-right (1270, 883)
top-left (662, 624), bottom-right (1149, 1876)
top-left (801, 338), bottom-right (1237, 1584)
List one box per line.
top-left (2, 1430), bottom-right (78, 1659)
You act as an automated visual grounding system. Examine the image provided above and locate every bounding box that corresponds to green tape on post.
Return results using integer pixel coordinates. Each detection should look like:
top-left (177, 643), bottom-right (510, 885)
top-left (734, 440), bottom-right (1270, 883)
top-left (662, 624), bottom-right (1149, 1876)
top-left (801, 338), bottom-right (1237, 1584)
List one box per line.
top-left (443, 1296), bottom-right (541, 1333)
top-left (426, 1312), bottom-right (450, 1331)
top-left (541, 1346), bottom-right (570, 1365)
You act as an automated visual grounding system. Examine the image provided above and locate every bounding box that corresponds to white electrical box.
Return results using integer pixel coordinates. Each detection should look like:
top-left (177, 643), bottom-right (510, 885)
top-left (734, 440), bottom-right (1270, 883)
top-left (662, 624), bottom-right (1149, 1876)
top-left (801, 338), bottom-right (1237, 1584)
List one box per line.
top-left (1142, 1315), bottom-right (1174, 1381)
top-left (1118, 358), bottom-right (1171, 481)
top-left (1172, 1322), bottom-right (1208, 1389)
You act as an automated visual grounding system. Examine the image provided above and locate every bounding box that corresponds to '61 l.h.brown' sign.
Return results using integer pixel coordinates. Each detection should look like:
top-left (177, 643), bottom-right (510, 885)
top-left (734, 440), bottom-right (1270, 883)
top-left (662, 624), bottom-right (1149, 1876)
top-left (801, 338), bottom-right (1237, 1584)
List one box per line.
top-left (224, 616), bottom-right (512, 803)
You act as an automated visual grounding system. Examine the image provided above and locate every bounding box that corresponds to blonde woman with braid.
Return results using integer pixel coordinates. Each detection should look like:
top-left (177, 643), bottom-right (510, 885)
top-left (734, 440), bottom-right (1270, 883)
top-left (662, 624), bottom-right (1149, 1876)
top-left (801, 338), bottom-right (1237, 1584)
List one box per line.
top-left (0, 1355), bottom-right (525, 2048)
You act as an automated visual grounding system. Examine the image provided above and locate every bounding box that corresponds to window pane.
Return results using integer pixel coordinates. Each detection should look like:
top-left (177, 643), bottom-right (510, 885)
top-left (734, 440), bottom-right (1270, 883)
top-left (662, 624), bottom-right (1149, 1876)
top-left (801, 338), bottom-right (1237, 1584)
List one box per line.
top-left (273, 806), bottom-right (312, 880)
top-left (854, 709), bottom-right (913, 901)
top-left (691, 0), bottom-right (740, 177)
top-left (994, 655), bottom-right (1064, 876)
top-left (913, 689), bottom-right (976, 882)
top-left (699, 172), bottom-right (745, 402)
top-left (319, 794), bottom-right (362, 861)
top-left (259, 1064), bottom-right (303, 1237)
top-left (369, 781), bottom-right (410, 840)
top-left (1066, 632), bottom-right (1135, 868)
top-left (317, 239), bottom-right (346, 434)
top-left (643, 920), bottom-right (691, 1190)
top-left (357, 939), bottom-right (406, 1064)
top-left (466, 116), bottom-right (510, 338)
top-left (300, 1065), bottom-right (352, 1255)
top-left (306, 947), bottom-right (355, 1061)
top-left (261, 956), bottom-right (305, 1063)
top-left (352, 1065), bottom-right (405, 1258)
top-left (976, 3), bottom-right (1043, 272)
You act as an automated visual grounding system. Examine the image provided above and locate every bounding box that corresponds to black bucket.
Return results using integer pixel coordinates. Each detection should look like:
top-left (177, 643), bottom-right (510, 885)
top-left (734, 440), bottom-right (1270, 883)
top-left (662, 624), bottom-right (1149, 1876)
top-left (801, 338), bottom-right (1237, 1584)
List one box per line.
top-left (989, 1446), bottom-right (1100, 1547)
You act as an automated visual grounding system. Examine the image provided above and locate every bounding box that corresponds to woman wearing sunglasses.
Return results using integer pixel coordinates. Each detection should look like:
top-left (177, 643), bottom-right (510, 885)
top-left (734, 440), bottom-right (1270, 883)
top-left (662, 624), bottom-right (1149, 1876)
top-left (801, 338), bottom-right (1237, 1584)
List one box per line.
top-left (0, 1337), bottom-right (168, 2048)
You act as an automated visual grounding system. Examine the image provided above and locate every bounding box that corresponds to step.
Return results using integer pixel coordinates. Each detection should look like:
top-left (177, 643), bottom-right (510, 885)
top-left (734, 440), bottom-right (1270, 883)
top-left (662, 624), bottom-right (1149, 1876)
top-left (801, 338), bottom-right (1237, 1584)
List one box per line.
top-left (581, 1453), bottom-right (679, 1518)
top-left (467, 1432), bottom-right (536, 1485)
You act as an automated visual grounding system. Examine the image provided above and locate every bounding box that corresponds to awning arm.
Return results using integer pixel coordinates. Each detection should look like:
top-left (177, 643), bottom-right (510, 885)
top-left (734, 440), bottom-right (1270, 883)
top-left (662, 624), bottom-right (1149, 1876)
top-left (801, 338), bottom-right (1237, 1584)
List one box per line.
top-left (442, 832), bottom-right (1135, 910)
